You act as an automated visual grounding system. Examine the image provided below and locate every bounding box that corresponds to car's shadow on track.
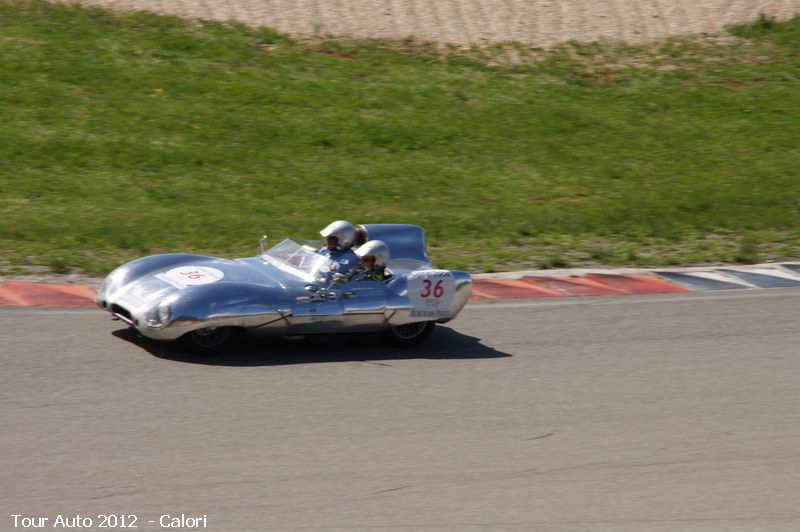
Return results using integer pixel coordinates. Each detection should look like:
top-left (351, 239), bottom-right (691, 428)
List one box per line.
top-left (112, 326), bottom-right (511, 366)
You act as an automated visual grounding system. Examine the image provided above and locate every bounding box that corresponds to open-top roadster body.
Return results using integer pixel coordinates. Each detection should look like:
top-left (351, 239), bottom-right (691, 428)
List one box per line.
top-left (96, 224), bottom-right (472, 353)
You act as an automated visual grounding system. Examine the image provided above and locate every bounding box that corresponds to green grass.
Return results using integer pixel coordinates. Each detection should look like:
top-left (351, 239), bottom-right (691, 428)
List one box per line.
top-left (2, 1), bottom-right (800, 274)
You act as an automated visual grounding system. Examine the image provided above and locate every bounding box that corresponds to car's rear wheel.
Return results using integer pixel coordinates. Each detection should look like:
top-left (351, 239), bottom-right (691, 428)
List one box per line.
top-left (380, 321), bottom-right (436, 347)
top-left (181, 326), bottom-right (239, 355)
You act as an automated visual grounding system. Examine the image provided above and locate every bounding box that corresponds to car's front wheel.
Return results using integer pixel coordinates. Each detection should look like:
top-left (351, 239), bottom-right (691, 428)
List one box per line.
top-left (181, 326), bottom-right (239, 355)
top-left (380, 321), bottom-right (436, 347)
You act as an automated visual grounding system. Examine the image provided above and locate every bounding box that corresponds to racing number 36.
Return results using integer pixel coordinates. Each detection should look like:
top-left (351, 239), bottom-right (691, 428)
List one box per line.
top-left (179, 270), bottom-right (207, 280)
top-left (420, 279), bottom-right (445, 298)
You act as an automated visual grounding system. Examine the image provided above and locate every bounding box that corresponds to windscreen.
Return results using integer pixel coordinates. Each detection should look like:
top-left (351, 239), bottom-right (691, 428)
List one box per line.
top-left (261, 238), bottom-right (330, 282)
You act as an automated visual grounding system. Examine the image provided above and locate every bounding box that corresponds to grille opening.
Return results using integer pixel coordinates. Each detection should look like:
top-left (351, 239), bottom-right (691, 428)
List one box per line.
top-left (111, 304), bottom-right (133, 323)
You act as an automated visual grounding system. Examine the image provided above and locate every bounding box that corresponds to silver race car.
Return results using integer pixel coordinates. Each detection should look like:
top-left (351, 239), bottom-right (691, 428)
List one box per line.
top-left (96, 224), bottom-right (472, 353)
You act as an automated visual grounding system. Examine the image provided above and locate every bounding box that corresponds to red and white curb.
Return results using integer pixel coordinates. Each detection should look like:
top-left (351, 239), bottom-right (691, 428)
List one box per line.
top-left (0, 281), bottom-right (98, 308)
top-left (1, 263), bottom-right (799, 308)
top-left (471, 262), bottom-right (800, 300)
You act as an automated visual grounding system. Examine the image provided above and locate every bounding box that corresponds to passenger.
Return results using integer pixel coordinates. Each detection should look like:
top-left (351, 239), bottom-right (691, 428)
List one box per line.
top-left (318, 220), bottom-right (359, 280)
top-left (350, 240), bottom-right (392, 282)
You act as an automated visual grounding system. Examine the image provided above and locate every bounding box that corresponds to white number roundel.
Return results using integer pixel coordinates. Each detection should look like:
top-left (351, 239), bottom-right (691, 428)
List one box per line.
top-left (158, 266), bottom-right (224, 288)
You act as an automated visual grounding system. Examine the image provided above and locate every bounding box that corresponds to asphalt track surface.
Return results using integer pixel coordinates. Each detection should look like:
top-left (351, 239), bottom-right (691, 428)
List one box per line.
top-left (3, 288), bottom-right (800, 531)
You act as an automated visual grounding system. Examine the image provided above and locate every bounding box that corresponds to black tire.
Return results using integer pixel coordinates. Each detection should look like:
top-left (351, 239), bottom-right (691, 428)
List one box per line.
top-left (380, 321), bottom-right (436, 347)
top-left (180, 326), bottom-right (239, 355)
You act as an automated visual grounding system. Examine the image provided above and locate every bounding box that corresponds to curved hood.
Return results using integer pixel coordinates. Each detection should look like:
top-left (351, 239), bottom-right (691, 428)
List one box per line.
top-left (98, 254), bottom-right (292, 315)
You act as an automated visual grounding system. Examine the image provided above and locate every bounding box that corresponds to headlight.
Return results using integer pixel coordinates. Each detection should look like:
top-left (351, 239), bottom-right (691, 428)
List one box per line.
top-left (146, 300), bottom-right (173, 328)
top-left (157, 300), bottom-right (172, 323)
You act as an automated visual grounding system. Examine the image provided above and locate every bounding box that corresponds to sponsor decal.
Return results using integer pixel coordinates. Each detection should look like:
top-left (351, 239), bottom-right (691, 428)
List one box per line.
top-left (115, 291), bottom-right (146, 310)
top-left (410, 309), bottom-right (452, 318)
top-left (116, 283), bottom-right (160, 309)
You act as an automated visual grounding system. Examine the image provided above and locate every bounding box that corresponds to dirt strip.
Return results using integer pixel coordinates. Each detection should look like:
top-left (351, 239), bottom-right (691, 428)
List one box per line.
top-left (60, 0), bottom-right (800, 47)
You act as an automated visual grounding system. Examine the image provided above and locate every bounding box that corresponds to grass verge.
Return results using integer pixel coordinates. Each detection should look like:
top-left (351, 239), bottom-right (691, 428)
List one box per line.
top-left (1, 1), bottom-right (799, 274)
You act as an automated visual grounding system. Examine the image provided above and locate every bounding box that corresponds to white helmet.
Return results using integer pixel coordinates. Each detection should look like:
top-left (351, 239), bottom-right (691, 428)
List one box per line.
top-left (319, 220), bottom-right (356, 251)
top-left (355, 240), bottom-right (391, 267)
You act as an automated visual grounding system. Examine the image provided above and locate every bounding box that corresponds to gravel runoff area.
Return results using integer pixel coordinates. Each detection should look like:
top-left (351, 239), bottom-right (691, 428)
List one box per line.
top-left (60, 0), bottom-right (800, 47)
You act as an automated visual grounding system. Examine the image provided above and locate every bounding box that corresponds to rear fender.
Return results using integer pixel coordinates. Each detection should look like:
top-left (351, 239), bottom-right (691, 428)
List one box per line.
top-left (385, 270), bottom-right (472, 325)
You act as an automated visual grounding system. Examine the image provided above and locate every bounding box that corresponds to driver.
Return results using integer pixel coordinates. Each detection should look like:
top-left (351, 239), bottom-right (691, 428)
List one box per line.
top-left (318, 220), bottom-right (359, 280)
top-left (350, 240), bottom-right (392, 282)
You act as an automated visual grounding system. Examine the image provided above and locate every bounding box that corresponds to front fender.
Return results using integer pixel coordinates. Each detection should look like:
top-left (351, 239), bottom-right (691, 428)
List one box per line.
top-left (152, 282), bottom-right (291, 340)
